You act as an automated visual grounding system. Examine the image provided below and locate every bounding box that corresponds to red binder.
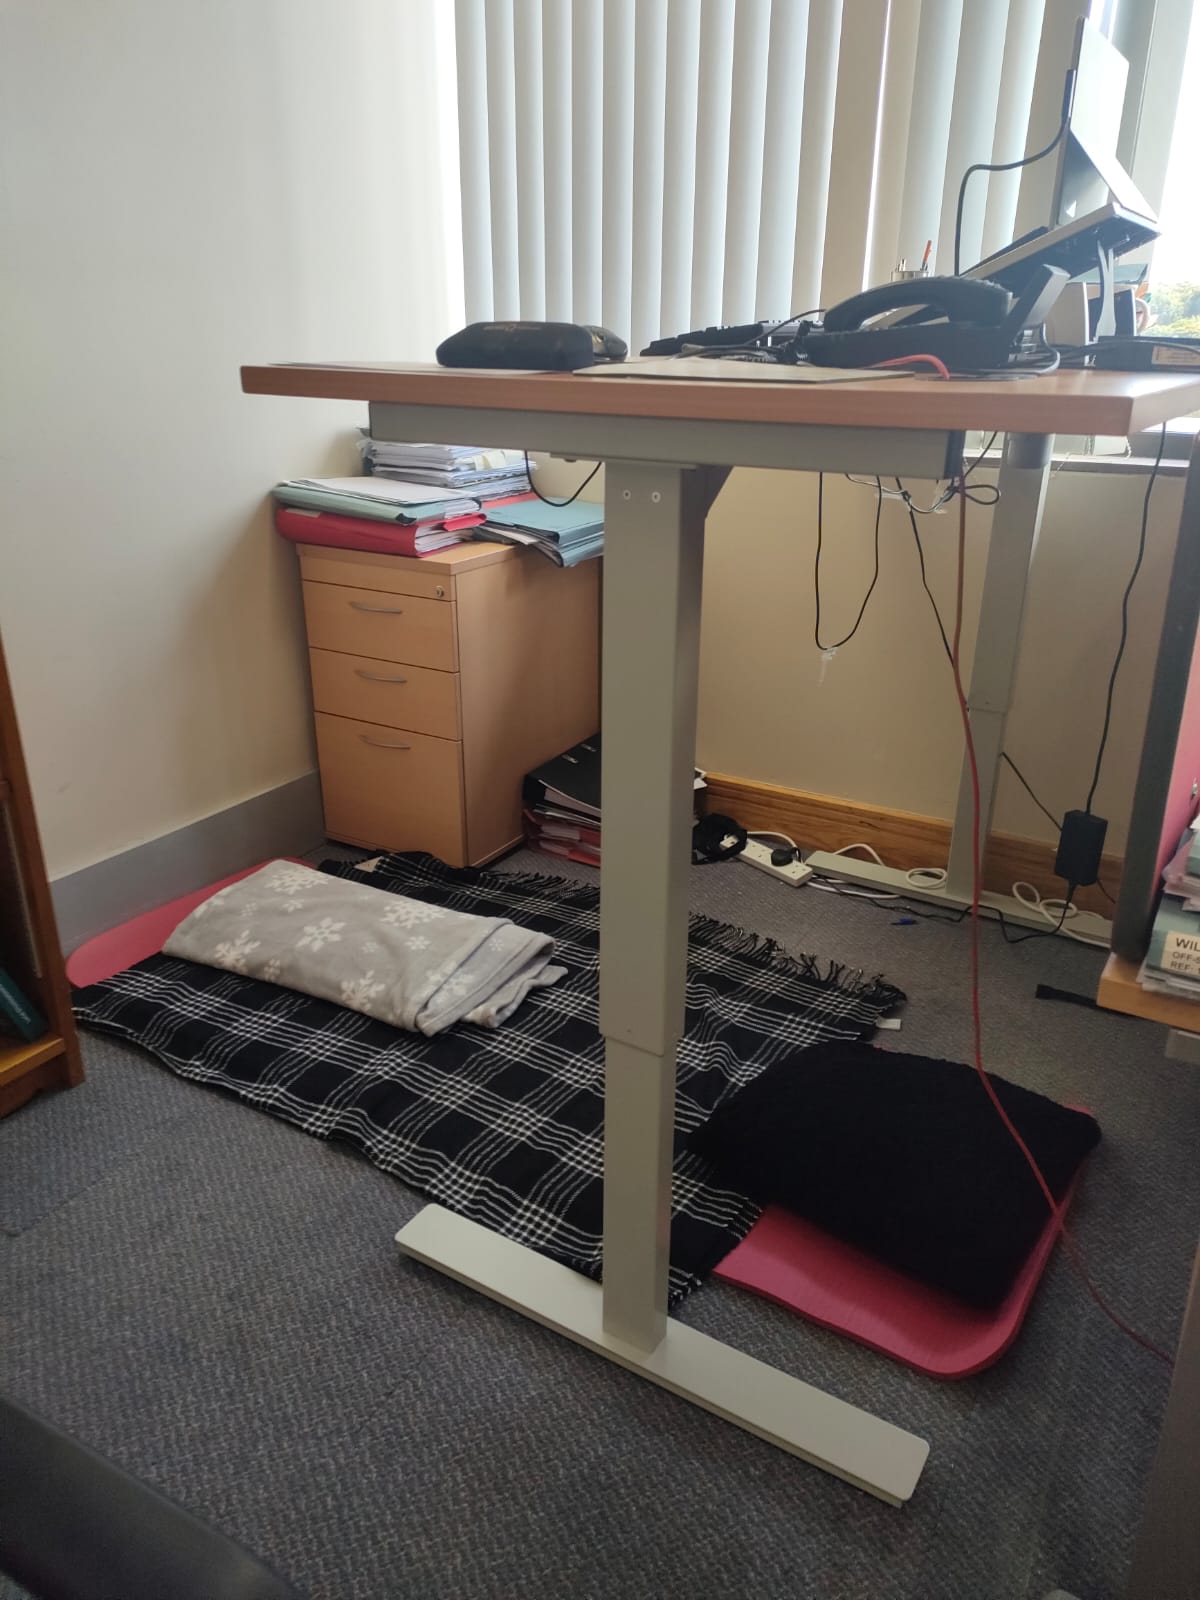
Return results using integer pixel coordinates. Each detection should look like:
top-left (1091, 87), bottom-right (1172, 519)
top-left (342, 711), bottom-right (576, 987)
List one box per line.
top-left (274, 492), bottom-right (537, 558)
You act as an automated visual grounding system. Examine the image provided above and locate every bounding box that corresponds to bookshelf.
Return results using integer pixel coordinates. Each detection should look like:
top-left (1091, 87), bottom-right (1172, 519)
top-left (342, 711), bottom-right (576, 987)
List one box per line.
top-left (0, 628), bottom-right (82, 1117)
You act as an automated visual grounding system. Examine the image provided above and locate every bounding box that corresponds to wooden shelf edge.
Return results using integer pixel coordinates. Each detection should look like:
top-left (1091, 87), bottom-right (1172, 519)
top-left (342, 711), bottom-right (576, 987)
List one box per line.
top-left (0, 1031), bottom-right (66, 1084)
top-left (1097, 953), bottom-right (1200, 1032)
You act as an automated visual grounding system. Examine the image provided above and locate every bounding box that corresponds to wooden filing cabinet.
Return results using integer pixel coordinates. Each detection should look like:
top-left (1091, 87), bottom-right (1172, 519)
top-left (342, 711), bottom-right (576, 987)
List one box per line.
top-left (297, 541), bottom-right (600, 866)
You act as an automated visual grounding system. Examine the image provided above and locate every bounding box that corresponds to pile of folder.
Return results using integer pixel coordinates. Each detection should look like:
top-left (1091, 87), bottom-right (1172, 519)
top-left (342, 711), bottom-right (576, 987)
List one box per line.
top-left (475, 498), bottom-right (605, 567)
top-left (272, 473), bottom-right (533, 559)
top-left (523, 736), bottom-right (706, 867)
top-left (360, 436), bottom-right (532, 499)
top-left (1139, 824), bottom-right (1200, 1002)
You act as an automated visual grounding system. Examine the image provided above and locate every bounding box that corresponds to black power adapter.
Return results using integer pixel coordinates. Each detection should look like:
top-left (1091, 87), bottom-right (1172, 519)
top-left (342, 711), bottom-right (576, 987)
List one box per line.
top-left (1054, 810), bottom-right (1108, 888)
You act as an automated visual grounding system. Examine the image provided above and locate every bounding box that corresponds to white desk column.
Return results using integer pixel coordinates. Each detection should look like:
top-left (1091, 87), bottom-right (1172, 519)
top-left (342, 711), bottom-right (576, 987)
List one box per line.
top-left (944, 432), bottom-right (1052, 900)
top-left (597, 462), bottom-right (726, 1350)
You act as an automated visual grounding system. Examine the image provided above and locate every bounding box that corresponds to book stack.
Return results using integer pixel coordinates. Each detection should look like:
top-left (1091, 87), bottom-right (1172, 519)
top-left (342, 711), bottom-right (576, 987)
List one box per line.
top-left (272, 474), bottom-right (534, 559)
top-left (360, 437), bottom-right (531, 499)
top-left (523, 736), bottom-right (706, 866)
top-left (0, 963), bottom-right (46, 1043)
top-left (1139, 825), bottom-right (1200, 1001)
top-left (474, 499), bottom-right (604, 567)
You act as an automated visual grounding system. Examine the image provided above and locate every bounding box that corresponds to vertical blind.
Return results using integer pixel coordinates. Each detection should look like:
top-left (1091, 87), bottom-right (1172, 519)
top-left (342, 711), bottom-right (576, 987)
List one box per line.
top-left (454, 0), bottom-right (1050, 354)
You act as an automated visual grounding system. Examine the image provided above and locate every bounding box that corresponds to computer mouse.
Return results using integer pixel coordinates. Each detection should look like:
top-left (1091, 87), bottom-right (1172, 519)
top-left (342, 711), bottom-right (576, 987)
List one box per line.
top-left (586, 326), bottom-right (628, 362)
top-left (437, 321), bottom-right (627, 369)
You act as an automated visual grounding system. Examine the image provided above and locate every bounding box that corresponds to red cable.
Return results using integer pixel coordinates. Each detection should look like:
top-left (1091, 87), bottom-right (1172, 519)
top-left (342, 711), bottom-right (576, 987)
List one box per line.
top-left (870, 354), bottom-right (952, 378)
top-left (948, 481), bottom-right (1172, 1366)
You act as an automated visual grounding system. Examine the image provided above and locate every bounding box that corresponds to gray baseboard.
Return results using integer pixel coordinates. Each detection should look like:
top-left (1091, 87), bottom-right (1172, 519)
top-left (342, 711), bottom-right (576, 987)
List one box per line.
top-left (52, 773), bottom-right (325, 953)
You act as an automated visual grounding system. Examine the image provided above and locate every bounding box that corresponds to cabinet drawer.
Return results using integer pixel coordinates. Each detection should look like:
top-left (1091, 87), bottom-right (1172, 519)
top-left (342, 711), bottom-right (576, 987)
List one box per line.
top-left (315, 712), bottom-right (465, 864)
top-left (298, 544), bottom-right (457, 600)
top-left (302, 582), bottom-right (457, 671)
top-left (308, 649), bottom-right (460, 738)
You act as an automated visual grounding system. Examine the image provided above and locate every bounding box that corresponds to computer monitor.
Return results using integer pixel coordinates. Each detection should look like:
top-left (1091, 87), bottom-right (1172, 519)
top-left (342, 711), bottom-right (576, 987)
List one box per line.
top-left (1051, 16), bottom-right (1157, 232)
top-left (967, 16), bottom-right (1157, 297)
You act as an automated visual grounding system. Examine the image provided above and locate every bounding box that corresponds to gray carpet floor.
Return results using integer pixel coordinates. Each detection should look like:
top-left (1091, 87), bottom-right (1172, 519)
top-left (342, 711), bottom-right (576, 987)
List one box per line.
top-left (2, 849), bottom-right (1198, 1600)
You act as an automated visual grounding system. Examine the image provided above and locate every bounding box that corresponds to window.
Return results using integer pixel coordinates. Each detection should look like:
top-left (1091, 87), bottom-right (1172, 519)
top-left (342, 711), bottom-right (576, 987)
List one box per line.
top-left (452, 0), bottom-right (1198, 370)
top-left (1145, 2), bottom-right (1200, 334)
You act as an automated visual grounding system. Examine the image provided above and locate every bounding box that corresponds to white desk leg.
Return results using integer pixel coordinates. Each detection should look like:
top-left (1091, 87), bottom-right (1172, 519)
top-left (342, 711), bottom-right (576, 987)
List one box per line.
top-left (397, 457), bottom-right (929, 1505)
top-left (943, 432), bottom-right (1052, 900)
top-left (597, 461), bottom-right (718, 1349)
top-left (809, 435), bottom-right (1100, 934)
top-left (805, 432), bottom-right (1096, 935)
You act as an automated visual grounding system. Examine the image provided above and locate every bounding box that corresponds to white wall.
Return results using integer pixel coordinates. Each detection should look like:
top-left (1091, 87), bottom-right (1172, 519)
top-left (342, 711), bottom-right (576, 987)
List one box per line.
top-left (0, 0), bottom-right (461, 879)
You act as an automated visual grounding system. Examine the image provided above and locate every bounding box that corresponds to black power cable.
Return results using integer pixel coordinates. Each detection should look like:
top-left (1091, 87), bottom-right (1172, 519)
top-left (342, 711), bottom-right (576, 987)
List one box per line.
top-left (814, 474), bottom-right (884, 652)
top-left (952, 79), bottom-right (1073, 276)
top-left (522, 449), bottom-right (602, 507)
top-left (1001, 752), bottom-right (1061, 832)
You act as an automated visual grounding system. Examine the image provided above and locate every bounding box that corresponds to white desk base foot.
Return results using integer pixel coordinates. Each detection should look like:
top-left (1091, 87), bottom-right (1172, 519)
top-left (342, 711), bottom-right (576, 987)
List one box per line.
top-left (804, 852), bottom-right (1112, 948)
top-left (396, 1204), bottom-right (929, 1505)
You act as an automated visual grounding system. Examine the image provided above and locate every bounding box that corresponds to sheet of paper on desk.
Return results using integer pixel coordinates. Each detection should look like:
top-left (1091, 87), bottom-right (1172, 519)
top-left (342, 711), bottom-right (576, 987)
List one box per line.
top-left (292, 476), bottom-right (460, 504)
top-left (574, 358), bottom-right (906, 383)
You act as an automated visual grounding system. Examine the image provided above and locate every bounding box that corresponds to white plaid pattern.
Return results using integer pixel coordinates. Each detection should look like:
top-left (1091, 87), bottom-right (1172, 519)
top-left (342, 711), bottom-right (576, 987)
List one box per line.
top-left (74, 855), bottom-right (903, 1301)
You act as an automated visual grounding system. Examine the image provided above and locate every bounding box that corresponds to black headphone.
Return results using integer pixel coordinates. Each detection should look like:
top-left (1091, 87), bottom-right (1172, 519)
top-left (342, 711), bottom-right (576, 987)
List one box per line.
top-left (692, 813), bottom-right (748, 865)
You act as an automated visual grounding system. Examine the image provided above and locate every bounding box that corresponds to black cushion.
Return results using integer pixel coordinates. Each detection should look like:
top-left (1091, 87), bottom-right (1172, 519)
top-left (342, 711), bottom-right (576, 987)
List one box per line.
top-left (692, 1043), bottom-right (1101, 1309)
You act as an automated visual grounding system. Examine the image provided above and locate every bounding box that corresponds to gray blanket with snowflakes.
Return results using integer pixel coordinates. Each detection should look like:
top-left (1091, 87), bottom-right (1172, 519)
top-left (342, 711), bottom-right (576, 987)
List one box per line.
top-left (162, 860), bottom-right (566, 1035)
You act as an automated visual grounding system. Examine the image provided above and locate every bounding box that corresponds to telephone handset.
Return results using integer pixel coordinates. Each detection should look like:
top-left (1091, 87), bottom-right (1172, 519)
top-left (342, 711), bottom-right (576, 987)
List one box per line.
top-left (821, 276), bottom-right (1012, 334)
top-left (805, 268), bottom-right (1065, 371)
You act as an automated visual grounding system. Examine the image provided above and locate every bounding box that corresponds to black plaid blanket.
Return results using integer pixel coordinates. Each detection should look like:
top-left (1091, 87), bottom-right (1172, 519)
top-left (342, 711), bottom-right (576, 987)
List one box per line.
top-left (74, 854), bottom-right (904, 1301)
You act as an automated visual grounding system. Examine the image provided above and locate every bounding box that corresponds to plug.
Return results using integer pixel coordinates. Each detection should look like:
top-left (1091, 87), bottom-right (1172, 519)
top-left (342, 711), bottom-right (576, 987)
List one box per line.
top-left (1054, 809), bottom-right (1107, 887)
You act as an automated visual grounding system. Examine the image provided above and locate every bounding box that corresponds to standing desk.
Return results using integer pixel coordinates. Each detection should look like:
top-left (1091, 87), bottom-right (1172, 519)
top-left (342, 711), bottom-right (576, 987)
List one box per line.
top-left (242, 361), bottom-right (1200, 1507)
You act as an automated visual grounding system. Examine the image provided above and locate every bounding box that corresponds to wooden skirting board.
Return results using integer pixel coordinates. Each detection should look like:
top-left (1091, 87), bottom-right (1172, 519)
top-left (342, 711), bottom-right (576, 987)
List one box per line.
top-left (701, 773), bottom-right (1122, 917)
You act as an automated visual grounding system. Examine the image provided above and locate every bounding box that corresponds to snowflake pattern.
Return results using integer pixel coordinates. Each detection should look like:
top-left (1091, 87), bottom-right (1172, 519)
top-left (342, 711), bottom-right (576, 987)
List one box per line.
top-left (239, 899), bottom-right (260, 919)
top-left (212, 928), bottom-right (262, 973)
top-left (191, 886), bottom-right (233, 919)
top-left (268, 864), bottom-right (316, 895)
top-left (382, 900), bottom-right (445, 930)
top-left (280, 898), bottom-right (306, 913)
top-left (297, 917), bottom-right (345, 953)
top-left (361, 939), bottom-right (382, 955)
top-left (405, 935), bottom-right (430, 952)
top-left (340, 971), bottom-right (387, 1008)
top-left (262, 956), bottom-right (283, 983)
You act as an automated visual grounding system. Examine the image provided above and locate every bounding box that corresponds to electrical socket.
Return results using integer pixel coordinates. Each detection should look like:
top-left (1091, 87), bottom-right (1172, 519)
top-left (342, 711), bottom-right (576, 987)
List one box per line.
top-left (739, 839), bottom-right (813, 887)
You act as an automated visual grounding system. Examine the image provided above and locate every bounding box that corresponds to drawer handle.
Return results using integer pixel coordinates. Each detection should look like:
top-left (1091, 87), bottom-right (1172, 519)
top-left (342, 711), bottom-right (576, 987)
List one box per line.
top-left (349, 600), bottom-right (405, 614)
top-left (355, 669), bottom-right (408, 684)
top-left (360, 735), bottom-right (412, 750)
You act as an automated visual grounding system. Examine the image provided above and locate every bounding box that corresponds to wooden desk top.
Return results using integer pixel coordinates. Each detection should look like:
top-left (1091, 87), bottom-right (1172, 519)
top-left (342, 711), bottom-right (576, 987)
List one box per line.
top-left (242, 361), bottom-right (1200, 438)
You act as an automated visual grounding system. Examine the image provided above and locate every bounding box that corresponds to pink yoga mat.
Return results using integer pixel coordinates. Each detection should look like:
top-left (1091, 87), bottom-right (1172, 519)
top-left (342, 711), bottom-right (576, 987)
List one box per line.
top-left (714, 1174), bottom-right (1081, 1379)
top-left (66, 862), bottom-right (289, 988)
top-left (71, 869), bottom-right (1077, 1379)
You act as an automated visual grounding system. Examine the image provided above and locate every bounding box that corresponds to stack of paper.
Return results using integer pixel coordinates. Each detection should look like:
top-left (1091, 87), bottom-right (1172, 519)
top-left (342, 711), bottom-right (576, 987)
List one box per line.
top-left (523, 736), bottom-right (705, 866)
top-left (273, 476), bottom-right (483, 525)
top-left (474, 499), bottom-right (604, 567)
top-left (1138, 823), bottom-right (1200, 1001)
top-left (272, 474), bottom-right (536, 559)
top-left (1162, 827), bottom-right (1200, 906)
top-left (360, 437), bottom-right (531, 498)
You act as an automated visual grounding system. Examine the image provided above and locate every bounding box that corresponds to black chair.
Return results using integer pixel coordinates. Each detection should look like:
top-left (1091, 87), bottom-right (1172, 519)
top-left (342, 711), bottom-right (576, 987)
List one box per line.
top-left (0, 1395), bottom-right (305, 1600)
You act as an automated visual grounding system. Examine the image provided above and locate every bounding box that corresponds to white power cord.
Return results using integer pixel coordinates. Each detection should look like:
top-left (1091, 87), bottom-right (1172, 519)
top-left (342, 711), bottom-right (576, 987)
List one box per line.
top-left (752, 832), bottom-right (1110, 941)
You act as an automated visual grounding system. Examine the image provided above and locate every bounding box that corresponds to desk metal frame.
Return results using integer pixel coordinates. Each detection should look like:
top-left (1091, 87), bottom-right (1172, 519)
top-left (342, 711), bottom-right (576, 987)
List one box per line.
top-left (373, 400), bottom-right (1058, 1504)
top-left (241, 363), bottom-right (1200, 1517)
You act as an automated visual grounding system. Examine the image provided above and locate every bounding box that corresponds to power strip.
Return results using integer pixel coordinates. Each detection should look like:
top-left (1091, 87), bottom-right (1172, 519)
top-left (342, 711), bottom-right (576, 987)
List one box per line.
top-left (739, 839), bottom-right (813, 888)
